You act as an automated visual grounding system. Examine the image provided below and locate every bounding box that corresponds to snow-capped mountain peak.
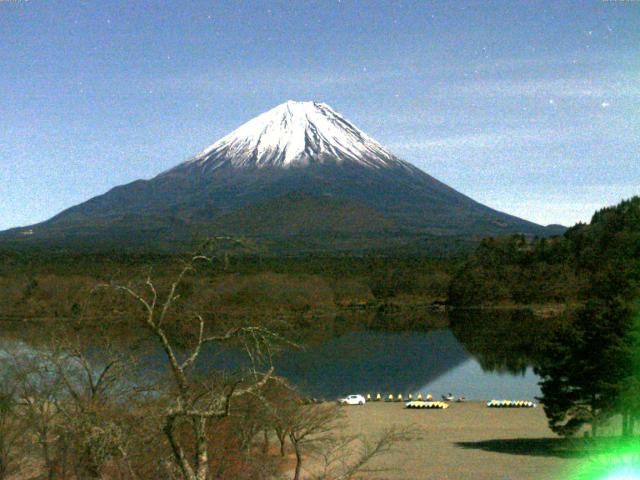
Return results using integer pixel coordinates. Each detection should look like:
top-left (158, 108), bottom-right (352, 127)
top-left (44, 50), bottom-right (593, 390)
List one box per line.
top-left (4, 101), bottom-right (554, 246)
top-left (181, 101), bottom-right (408, 171)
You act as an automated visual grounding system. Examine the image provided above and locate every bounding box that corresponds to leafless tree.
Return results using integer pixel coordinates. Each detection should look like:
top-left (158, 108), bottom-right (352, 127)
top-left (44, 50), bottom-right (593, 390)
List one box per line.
top-left (2, 327), bottom-right (151, 480)
top-left (47, 331), bottom-right (139, 479)
top-left (0, 374), bottom-right (23, 480)
top-left (12, 353), bottom-right (63, 480)
top-left (286, 403), bottom-right (342, 480)
top-left (108, 246), bottom-right (290, 480)
top-left (259, 380), bottom-right (299, 458)
top-left (310, 425), bottom-right (421, 480)
top-left (260, 389), bottom-right (420, 480)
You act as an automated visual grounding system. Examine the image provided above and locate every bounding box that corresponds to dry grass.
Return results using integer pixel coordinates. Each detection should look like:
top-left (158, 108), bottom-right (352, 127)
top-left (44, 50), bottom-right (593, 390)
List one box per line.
top-left (335, 401), bottom-right (581, 480)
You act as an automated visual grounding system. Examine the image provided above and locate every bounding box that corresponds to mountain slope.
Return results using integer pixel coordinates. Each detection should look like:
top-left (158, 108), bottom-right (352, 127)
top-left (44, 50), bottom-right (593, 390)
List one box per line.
top-left (1, 101), bottom-right (561, 252)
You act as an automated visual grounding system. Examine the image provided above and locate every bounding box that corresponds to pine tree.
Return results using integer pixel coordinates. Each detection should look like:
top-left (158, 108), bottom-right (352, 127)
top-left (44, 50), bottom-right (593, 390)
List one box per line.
top-left (536, 299), bottom-right (628, 436)
top-left (537, 197), bottom-right (640, 437)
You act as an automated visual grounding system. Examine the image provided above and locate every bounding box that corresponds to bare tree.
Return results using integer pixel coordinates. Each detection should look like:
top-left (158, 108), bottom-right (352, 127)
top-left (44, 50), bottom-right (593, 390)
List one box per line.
top-left (259, 380), bottom-right (299, 458)
top-left (12, 353), bottom-right (63, 480)
top-left (310, 425), bottom-right (421, 480)
top-left (109, 247), bottom-right (289, 480)
top-left (3, 326), bottom-right (152, 480)
top-left (0, 376), bottom-right (22, 480)
top-left (49, 333), bottom-right (137, 479)
top-left (260, 388), bottom-right (420, 480)
top-left (287, 403), bottom-right (342, 480)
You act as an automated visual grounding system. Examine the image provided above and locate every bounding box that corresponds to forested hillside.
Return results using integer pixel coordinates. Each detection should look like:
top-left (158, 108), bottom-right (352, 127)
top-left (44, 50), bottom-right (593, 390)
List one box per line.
top-left (450, 196), bottom-right (640, 436)
top-left (448, 196), bottom-right (640, 307)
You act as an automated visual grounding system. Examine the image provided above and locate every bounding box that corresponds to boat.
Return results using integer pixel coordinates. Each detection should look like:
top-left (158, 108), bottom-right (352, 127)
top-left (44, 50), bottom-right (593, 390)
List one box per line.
top-left (405, 400), bottom-right (449, 409)
top-left (486, 399), bottom-right (536, 408)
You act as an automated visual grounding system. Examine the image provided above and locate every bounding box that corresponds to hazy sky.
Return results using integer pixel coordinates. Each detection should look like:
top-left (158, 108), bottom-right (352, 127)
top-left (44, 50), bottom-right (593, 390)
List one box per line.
top-left (1, 0), bottom-right (639, 229)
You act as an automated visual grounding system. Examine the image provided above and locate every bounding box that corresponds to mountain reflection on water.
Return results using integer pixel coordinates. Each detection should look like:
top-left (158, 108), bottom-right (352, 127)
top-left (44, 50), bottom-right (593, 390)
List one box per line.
top-left (195, 309), bottom-right (560, 400)
top-left (0, 309), bottom-right (561, 401)
top-left (272, 329), bottom-right (469, 398)
top-left (449, 308), bottom-right (562, 375)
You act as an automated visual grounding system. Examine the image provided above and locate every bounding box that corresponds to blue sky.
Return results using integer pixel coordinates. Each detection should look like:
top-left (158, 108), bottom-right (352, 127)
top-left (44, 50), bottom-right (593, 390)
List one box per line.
top-left (1, 0), bottom-right (638, 229)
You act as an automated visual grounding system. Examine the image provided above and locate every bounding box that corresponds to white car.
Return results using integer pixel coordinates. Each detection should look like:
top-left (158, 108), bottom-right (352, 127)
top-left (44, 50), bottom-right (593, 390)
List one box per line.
top-left (338, 394), bottom-right (366, 405)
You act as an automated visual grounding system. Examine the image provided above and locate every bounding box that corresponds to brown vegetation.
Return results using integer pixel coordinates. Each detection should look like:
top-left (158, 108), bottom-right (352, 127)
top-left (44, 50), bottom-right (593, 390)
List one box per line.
top-left (0, 248), bottom-right (415, 479)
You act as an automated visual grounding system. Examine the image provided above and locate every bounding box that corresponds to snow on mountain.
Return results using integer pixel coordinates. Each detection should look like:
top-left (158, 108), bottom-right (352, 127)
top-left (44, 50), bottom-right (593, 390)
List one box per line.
top-left (178, 101), bottom-right (411, 172)
top-left (0, 99), bottom-right (559, 250)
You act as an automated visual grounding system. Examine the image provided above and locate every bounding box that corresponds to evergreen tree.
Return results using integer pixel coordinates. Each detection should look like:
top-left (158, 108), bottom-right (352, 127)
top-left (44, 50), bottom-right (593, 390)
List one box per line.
top-left (536, 298), bottom-right (631, 436)
top-left (536, 197), bottom-right (640, 437)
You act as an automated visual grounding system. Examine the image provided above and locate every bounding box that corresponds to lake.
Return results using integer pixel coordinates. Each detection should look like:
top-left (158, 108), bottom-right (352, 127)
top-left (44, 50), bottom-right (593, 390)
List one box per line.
top-left (266, 329), bottom-right (542, 400)
top-left (195, 308), bottom-right (552, 400)
top-left (0, 308), bottom-right (554, 401)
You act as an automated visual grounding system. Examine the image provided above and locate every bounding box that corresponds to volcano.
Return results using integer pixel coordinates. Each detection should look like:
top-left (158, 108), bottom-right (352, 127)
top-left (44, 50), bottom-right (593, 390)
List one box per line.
top-left (1, 101), bottom-right (562, 252)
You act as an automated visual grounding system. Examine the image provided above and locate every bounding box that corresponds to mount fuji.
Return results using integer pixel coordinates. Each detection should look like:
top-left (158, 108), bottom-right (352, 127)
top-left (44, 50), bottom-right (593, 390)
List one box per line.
top-left (1, 101), bottom-right (562, 252)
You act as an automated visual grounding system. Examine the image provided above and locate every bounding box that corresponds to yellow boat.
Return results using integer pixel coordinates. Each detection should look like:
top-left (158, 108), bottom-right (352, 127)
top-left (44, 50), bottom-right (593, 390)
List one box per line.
top-left (486, 399), bottom-right (536, 408)
top-left (405, 400), bottom-right (449, 409)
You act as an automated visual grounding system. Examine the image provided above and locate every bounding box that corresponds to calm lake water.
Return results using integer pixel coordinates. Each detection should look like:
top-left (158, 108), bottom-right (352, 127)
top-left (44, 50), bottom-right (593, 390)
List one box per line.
top-left (0, 309), bottom-right (552, 401)
top-left (195, 308), bottom-right (550, 401)
top-left (267, 329), bottom-right (542, 400)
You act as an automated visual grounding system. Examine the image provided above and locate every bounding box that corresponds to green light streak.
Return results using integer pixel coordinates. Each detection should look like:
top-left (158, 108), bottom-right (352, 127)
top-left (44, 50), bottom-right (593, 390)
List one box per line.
top-left (570, 441), bottom-right (640, 480)
top-left (567, 309), bottom-right (640, 480)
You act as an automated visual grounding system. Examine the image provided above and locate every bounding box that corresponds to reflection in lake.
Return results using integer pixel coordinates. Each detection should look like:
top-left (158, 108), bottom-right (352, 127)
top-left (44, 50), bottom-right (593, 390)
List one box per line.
top-left (193, 309), bottom-right (560, 400)
top-left (269, 327), bottom-right (543, 400)
top-left (418, 360), bottom-right (541, 401)
top-left (270, 330), bottom-right (469, 398)
top-left (0, 308), bottom-right (562, 401)
top-left (449, 308), bottom-right (563, 375)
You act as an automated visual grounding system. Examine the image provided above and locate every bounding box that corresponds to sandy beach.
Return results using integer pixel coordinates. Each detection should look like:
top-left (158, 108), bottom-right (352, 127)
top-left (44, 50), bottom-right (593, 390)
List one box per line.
top-left (337, 401), bottom-right (581, 480)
